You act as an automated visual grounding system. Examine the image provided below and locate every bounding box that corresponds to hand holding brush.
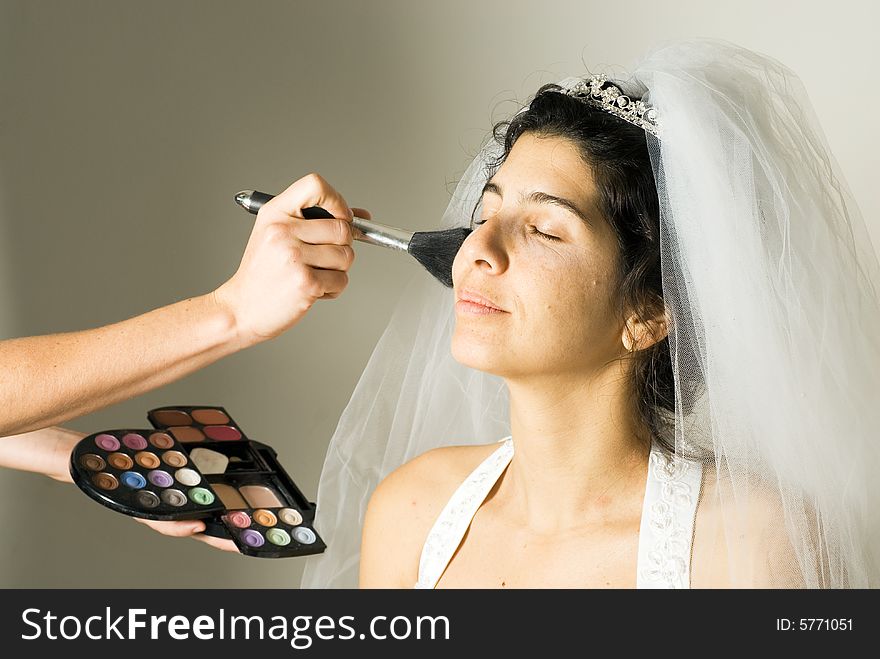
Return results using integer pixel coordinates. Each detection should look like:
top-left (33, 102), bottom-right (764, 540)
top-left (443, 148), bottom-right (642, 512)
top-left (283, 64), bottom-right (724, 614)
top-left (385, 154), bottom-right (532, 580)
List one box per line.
top-left (235, 189), bottom-right (471, 287)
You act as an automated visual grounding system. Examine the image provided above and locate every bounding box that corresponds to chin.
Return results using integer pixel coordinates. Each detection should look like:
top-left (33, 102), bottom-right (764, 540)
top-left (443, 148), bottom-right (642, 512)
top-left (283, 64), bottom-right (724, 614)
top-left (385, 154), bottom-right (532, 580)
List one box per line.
top-left (451, 333), bottom-right (508, 375)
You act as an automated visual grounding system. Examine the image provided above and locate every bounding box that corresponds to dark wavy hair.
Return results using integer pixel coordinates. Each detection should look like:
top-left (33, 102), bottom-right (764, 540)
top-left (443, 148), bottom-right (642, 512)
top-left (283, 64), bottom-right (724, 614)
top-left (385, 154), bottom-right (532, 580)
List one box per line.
top-left (471, 80), bottom-right (681, 455)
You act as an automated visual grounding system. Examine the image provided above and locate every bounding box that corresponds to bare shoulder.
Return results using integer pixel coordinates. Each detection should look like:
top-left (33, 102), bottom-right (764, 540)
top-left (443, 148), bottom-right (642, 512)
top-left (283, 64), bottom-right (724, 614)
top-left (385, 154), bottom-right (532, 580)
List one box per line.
top-left (359, 441), bottom-right (504, 588)
top-left (695, 471), bottom-right (807, 588)
top-left (368, 441), bottom-right (503, 534)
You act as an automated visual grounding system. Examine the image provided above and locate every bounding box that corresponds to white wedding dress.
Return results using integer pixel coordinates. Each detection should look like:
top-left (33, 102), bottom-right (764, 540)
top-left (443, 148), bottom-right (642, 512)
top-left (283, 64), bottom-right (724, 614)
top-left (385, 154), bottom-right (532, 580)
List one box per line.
top-left (414, 436), bottom-right (703, 589)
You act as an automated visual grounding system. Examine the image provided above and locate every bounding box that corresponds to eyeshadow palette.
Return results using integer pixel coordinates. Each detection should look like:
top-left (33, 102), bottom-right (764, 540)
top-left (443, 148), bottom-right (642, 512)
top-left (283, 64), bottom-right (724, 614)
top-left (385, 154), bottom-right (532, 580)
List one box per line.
top-left (71, 428), bottom-right (225, 520)
top-left (221, 506), bottom-right (322, 559)
top-left (70, 405), bottom-right (325, 558)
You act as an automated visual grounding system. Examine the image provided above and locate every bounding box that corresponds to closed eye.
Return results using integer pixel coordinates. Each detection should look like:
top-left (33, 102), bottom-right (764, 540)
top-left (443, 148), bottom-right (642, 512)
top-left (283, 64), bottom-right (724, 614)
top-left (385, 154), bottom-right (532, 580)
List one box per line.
top-left (472, 218), bottom-right (561, 242)
top-left (526, 226), bottom-right (561, 242)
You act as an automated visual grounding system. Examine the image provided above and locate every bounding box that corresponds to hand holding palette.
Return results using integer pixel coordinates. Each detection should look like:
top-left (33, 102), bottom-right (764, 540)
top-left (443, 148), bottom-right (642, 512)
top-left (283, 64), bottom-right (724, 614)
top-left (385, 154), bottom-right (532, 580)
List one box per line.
top-left (69, 405), bottom-right (326, 559)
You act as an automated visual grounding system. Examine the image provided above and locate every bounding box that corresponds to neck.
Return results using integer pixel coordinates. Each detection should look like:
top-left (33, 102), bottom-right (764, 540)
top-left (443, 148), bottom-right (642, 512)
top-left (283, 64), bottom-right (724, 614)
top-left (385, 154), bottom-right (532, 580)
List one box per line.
top-left (499, 364), bottom-right (652, 534)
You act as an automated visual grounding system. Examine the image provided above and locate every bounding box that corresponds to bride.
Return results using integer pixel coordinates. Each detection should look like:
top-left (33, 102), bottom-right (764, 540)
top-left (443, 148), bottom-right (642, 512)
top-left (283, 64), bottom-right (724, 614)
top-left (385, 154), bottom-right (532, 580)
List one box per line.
top-left (302, 38), bottom-right (880, 589)
top-left (361, 129), bottom-right (726, 588)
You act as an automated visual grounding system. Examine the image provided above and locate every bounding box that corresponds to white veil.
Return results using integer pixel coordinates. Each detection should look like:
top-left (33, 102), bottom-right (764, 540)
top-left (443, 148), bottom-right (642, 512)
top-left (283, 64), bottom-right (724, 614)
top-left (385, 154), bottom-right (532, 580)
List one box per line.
top-left (301, 37), bottom-right (880, 588)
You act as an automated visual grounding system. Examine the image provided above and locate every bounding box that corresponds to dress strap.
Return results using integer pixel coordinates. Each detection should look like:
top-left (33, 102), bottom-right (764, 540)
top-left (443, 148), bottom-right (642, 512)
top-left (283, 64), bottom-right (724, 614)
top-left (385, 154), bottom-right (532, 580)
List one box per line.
top-left (414, 437), bottom-right (514, 589)
top-left (636, 441), bottom-right (704, 588)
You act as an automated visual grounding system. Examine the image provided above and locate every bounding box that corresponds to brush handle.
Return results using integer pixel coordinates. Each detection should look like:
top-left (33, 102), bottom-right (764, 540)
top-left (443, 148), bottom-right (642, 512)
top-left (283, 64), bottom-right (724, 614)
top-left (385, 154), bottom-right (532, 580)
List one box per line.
top-left (234, 190), bottom-right (413, 252)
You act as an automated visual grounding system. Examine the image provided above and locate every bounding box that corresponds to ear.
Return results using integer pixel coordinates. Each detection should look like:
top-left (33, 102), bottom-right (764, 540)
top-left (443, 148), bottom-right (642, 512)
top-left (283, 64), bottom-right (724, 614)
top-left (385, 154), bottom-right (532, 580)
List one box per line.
top-left (622, 308), bottom-right (669, 352)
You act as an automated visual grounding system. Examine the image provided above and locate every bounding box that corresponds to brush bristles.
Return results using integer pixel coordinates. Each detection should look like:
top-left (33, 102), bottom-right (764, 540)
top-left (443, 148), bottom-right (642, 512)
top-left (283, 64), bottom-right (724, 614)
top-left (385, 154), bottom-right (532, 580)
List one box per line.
top-left (407, 227), bottom-right (472, 287)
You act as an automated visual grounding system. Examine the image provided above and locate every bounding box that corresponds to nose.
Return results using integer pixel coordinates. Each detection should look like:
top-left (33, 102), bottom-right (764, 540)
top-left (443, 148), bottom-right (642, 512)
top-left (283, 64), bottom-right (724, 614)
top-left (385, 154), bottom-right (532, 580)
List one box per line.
top-left (455, 218), bottom-right (510, 279)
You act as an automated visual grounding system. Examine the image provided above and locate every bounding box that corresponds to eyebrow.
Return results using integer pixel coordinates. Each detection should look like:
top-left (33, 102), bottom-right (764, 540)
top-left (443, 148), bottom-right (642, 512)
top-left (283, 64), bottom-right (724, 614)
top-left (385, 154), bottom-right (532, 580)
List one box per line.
top-left (480, 180), bottom-right (592, 226)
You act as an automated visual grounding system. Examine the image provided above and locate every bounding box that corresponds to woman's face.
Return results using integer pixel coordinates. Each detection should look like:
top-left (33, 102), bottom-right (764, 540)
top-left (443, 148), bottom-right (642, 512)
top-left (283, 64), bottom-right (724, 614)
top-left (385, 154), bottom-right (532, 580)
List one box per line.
top-left (451, 132), bottom-right (624, 380)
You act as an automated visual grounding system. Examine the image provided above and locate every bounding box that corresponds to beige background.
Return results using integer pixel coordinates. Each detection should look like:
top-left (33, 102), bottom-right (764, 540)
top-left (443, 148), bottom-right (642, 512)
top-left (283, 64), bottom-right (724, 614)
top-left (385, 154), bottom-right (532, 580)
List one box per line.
top-left (0, 0), bottom-right (876, 587)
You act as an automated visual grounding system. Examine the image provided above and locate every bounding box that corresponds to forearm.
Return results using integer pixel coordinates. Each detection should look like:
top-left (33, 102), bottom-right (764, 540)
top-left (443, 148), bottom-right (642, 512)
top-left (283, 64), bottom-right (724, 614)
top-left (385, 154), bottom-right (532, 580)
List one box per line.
top-left (0, 292), bottom-right (243, 436)
top-left (0, 426), bottom-right (84, 482)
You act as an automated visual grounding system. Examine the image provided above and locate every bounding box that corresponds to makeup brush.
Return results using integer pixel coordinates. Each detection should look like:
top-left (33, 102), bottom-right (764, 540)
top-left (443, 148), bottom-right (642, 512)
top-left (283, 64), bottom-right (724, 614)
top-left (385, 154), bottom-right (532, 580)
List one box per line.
top-left (234, 190), bottom-right (470, 288)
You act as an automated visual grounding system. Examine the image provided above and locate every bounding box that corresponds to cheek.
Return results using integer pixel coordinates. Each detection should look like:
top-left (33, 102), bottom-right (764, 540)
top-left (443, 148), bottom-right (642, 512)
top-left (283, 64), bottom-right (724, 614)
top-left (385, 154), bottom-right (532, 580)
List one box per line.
top-left (525, 265), bottom-right (615, 347)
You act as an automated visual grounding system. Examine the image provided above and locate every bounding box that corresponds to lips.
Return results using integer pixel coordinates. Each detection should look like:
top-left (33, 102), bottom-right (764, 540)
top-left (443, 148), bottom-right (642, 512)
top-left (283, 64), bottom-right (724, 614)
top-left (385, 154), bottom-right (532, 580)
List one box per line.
top-left (456, 288), bottom-right (508, 313)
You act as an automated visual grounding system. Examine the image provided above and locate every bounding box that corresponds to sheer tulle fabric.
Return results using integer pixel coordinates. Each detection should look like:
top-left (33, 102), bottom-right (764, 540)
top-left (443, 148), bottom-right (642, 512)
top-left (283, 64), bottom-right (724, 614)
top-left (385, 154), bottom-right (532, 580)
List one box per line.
top-left (302, 38), bottom-right (880, 588)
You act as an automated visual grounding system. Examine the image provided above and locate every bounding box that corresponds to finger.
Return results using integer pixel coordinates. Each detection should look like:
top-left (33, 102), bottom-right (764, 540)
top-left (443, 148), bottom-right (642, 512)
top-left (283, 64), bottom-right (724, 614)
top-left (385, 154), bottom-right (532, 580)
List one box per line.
top-left (311, 269), bottom-right (349, 298)
top-left (291, 217), bottom-right (353, 246)
top-left (351, 207), bottom-right (372, 221)
top-left (135, 517), bottom-right (205, 537)
top-left (350, 207), bottom-right (372, 241)
top-left (297, 242), bottom-right (355, 272)
top-left (262, 172), bottom-right (353, 224)
top-left (191, 533), bottom-right (240, 553)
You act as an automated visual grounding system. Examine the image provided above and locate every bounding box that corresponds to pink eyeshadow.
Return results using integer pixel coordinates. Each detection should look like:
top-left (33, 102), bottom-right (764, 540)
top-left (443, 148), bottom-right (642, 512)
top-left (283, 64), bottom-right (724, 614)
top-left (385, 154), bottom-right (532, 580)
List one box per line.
top-left (122, 433), bottom-right (148, 450)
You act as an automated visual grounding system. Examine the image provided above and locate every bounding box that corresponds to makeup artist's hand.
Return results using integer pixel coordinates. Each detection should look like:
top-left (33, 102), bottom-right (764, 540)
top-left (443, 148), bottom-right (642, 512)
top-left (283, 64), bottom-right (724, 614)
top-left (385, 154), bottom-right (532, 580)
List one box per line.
top-left (134, 518), bottom-right (239, 552)
top-left (0, 426), bottom-right (84, 483)
top-left (0, 428), bottom-right (238, 551)
top-left (213, 173), bottom-right (372, 348)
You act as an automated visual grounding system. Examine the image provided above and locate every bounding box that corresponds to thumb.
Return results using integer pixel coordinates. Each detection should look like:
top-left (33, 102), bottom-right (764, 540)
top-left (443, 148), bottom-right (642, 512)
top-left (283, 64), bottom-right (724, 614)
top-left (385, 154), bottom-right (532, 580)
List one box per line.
top-left (135, 517), bottom-right (206, 537)
top-left (351, 207), bottom-right (372, 221)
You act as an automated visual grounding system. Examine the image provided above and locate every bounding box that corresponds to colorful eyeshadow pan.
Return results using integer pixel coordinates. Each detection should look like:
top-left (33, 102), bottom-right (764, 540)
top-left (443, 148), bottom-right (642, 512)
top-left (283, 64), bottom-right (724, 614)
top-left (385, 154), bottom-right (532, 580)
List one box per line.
top-left (149, 433), bottom-right (175, 449)
top-left (267, 529), bottom-right (291, 546)
top-left (161, 451), bottom-right (188, 468)
top-left (135, 452), bottom-right (160, 469)
top-left (279, 508), bottom-right (303, 526)
top-left (203, 425), bottom-right (242, 441)
top-left (136, 491), bottom-right (160, 509)
top-left (175, 468), bottom-right (201, 487)
top-left (226, 511), bottom-right (251, 529)
top-left (240, 485), bottom-right (284, 508)
top-left (153, 410), bottom-right (192, 426)
top-left (122, 433), bottom-right (148, 450)
top-left (108, 452), bottom-right (134, 470)
top-left (170, 426), bottom-right (204, 442)
top-left (213, 484), bottom-right (248, 509)
top-left (92, 473), bottom-right (118, 490)
top-left (293, 527), bottom-right (317, 545)
top-left (161, 489), bottom-right (187, 507)
top-left (253, 509), bottom-right (277, 527)
top-left (70, 405), bottom-right (325, 558)
top-left (95, 434), bottom-right (120, 451)
top-left (241, 529), bottom-right (265, 547)
top-left (79, 454), bottom-right (106, 471)
top-left (191, 409), bottom-right (230, 425)
top-left (147, 470), bottom-right (174, 488)
top-left (189, 487), bottom-right (215, 505)
top-left (121, 471), bottom-right (147, 489)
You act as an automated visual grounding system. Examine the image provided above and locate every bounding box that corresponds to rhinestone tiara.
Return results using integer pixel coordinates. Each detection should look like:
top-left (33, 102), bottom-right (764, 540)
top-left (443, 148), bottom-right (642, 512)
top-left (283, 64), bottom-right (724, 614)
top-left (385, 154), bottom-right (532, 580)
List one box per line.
top-left (559, 73), bottom-right (661, 137)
